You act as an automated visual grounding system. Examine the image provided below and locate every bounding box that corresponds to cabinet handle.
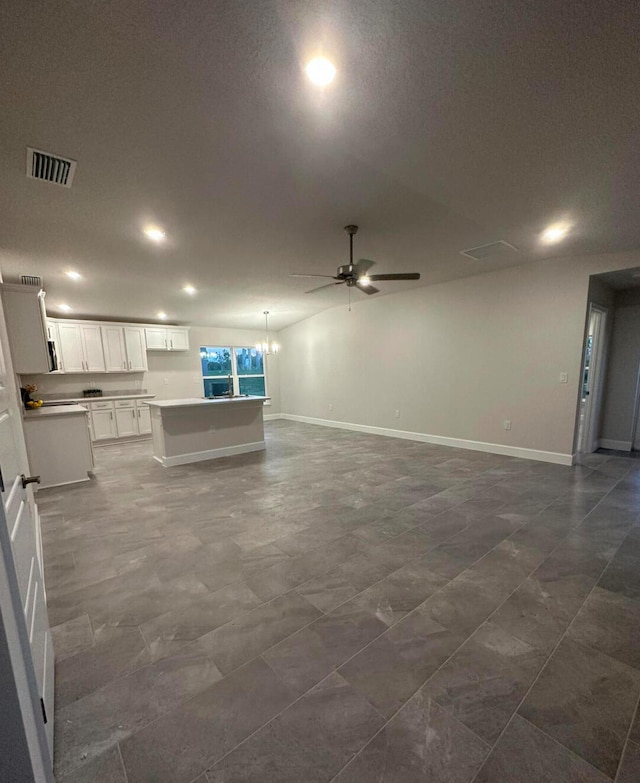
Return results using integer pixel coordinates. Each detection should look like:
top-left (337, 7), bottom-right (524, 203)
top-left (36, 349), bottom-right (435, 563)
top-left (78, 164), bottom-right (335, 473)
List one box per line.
top-left (109, 411), bottom-right (113, 420)
top-left (170, 339), bottom-right (173, 349)
top-left (129, 360), bottom-right (132, 370)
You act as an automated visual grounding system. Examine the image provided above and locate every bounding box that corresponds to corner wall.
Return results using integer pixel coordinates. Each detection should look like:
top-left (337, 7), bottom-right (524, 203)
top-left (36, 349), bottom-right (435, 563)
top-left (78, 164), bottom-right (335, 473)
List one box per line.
top-left (278, 251), bottom-right (640, 463)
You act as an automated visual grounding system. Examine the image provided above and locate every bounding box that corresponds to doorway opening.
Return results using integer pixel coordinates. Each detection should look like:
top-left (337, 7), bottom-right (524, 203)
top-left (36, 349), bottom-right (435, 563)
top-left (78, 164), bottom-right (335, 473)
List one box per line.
top-left (577, 304), bottom-right (608, 454)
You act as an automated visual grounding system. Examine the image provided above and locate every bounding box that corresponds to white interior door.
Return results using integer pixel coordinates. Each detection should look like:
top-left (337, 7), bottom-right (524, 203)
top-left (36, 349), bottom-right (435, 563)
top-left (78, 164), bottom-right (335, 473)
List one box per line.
top-left (579, 305), bottom-right (607, 453)
top-left (0, 298), bottom-right (54, 780)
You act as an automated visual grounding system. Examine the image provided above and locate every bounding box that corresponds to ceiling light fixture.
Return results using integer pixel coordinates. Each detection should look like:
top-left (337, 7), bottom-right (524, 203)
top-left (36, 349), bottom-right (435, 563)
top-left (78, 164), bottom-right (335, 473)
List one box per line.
top-left (541, 222), bottom-right (571, 244)
top-left (359, 275), bottom-right (371, 285)
top-left (65, 270), bottom-right (82, 280)
top-left (305, 57), bottom-right (336, 86)
top-left (144, 225), bottom-right (166, 243)
top-left (256, 311), bottom-right (279, 355)
top-left (157, 311), bottom-right (168, 320)
top-left (183, 284), bottom-right (196, 295)
top-left (58, 303), bottom-right (72, 312)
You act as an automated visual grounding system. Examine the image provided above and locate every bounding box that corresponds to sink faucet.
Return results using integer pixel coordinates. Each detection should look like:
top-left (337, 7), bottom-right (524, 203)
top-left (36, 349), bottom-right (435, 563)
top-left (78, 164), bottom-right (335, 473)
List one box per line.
top-left (227, 374), bottom-right (233, 398)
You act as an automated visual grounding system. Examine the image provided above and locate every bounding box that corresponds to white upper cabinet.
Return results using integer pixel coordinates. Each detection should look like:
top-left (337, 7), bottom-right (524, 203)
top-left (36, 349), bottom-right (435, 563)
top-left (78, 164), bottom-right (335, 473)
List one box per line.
top-left (101, 326), bottom-right (148, 372)
top-left (57, 323), bottom-right (106, 373)
top-left (124, 327), bottom-right (148, 370)
top-left (145, 326), bottom-right (189, 351)
top-left (167, 328), bottom-right (189, 351)
top-left (0, 284), bottom-right (52, 374)
top-left (102, 326), bottom-right (127, 371)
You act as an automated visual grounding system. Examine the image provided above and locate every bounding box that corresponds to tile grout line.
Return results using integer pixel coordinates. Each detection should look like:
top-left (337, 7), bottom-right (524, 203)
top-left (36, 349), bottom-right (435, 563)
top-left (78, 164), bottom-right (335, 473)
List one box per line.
top-left (468, 488), bottom-right (640, 782)
top-left (614, 686), bottom-right (640, 781)
top-left (516, 714), bottom-right (616, 781)
top-left (329, 463), bottom-right (637, 783)
top-left (116, 742), bottom-right (129, 783)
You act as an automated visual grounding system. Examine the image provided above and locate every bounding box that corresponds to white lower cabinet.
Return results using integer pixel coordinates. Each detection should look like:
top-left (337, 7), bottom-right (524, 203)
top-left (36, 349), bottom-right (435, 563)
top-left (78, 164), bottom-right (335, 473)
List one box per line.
top-left (115, 407), bottom-right (138, 437)
top-left (89, 398), bottom-right (153, 442)
top-left (137, 403), bottom-right (151, 434)
top-left (91, 408), bottom-right (117, 440)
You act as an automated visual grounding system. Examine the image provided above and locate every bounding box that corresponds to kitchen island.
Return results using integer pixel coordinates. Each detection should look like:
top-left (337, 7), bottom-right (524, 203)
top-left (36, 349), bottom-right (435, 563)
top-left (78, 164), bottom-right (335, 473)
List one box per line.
top-left (147, 396), bottom-right (269, 467)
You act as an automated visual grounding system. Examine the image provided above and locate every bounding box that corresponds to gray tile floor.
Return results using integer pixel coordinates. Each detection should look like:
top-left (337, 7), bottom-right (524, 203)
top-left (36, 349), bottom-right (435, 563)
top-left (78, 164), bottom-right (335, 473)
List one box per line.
top-left (40, 421), bottom-right (640, 783)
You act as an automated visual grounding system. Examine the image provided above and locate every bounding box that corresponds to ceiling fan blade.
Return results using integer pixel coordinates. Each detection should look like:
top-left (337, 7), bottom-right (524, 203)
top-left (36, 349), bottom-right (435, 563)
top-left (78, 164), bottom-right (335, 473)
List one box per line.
top-left (290, 273), bottom-right (337, 279)
top-left (305, 281), bottom-right (345, 294)
top-left (356, 282), bottom-right (380, 295)
top-left (368, 273), bottom-right (421, 281)
top-left (355, 259), bottom-right (376, 274)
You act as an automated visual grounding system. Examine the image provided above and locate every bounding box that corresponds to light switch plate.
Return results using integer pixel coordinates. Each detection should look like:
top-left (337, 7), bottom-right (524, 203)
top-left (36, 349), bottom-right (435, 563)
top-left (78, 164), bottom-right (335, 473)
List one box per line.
top-left (559, 372), bottom-right (568, 383)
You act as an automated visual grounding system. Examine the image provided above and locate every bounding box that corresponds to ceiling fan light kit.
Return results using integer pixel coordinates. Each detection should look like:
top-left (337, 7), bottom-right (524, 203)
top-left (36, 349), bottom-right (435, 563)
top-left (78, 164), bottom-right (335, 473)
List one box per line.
top-left (291, 225), bottom-right (420, 308)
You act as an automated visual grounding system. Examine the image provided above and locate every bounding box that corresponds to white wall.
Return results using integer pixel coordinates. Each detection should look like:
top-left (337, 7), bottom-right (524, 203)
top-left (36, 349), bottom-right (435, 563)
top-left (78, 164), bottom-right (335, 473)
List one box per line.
top-left (278, 251), bottom-right (640, 461)
top-left (21, 325), bottom-right (281, 413)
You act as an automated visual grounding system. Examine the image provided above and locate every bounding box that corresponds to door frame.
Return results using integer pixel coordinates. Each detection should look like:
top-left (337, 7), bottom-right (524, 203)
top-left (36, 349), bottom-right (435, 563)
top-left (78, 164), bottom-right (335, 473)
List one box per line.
top-left (578, 304), bottom-right (608, 453)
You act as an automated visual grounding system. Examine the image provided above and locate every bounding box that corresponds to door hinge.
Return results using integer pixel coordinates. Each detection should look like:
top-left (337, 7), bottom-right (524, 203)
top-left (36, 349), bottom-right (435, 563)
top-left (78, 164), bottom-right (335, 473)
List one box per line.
top-left (40, 697), bottom-right (47, 724)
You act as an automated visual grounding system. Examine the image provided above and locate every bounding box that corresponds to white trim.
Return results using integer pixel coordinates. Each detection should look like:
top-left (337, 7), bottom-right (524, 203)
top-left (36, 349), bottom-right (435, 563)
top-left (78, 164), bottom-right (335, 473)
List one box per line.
top-left (263, 413), bottom-right (281, 421)
top-left (154, 440), bottom-right (266, 467)
top-left (272, 414), bottom-right (574, 466)
top-left (599, 438), bottom-right (632, 451)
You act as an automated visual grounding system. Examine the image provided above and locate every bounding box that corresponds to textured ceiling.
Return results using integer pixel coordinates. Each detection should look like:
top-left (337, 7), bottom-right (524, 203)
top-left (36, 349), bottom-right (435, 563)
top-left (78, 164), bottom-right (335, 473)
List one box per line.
top-left (1, 0), bottom-right (639, 329)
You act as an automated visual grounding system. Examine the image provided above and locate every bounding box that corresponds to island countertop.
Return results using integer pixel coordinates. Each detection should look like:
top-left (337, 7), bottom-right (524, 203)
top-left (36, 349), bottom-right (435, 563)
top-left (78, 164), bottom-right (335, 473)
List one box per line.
top-left (147, 396), bottom-right (269, 409)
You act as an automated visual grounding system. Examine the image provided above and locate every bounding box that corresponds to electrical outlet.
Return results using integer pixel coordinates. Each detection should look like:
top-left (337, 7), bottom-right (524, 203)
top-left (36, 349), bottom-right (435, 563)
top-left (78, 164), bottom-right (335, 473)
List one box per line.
top-left (559, 372), bottom-right (568, 384)
top-left (394, 409), bottom-right (400, 418)
top-left (163, 377), bottom-right (169, 385)
top-left (328, 403), bottom-right (333, 411)
top-left (503, 419), bottom-right (511, 430)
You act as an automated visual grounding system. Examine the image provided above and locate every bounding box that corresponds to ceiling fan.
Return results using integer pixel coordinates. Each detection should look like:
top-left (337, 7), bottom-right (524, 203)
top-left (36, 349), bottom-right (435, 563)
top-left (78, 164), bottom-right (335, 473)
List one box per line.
top-left (290, 225), bottom-right (421, 296)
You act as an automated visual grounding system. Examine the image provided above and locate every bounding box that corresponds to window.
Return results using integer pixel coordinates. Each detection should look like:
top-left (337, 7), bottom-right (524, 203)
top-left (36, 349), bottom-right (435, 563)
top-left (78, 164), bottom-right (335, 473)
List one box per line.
top-left (201, 345), bottom-right (266, 398)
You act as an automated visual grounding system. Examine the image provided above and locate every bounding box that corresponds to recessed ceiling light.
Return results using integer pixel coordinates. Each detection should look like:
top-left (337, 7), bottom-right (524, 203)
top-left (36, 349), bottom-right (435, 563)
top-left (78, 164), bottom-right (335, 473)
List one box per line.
top-left (157, 311), bottom-right (168, 320)
top-left (541, 222), bottom-right (572, 244)
top-left (144, 225), bottom-right (166, 243)
top-left (305, 57), bottom-right (336, 86)
top-left (65, 270), bottom-right (82, 280)
top-left (58, 303), bottom-right (72, 312)
top-left (183, 285), bottom-right (196, 295)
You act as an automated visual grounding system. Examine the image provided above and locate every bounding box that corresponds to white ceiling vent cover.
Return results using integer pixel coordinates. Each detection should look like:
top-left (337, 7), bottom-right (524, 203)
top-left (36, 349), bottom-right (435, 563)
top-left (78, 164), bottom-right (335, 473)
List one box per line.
top-left (460, 240), bottom-right (518, 261)
top-left (26, 147), bottom-right (77, 187)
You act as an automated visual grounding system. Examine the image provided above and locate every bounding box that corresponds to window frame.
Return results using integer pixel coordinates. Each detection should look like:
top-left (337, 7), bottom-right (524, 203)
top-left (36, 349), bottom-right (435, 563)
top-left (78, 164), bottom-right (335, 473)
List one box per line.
top-left (200, 345), bottom-right (269, 403)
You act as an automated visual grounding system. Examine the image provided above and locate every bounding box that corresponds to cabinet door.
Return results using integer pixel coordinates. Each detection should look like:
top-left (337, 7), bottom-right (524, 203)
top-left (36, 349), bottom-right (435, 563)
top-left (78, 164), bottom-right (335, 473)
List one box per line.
top-left (167, 328), bottom-right (189, 351)
top-left (136, 403), bottom-right (151, 434)
top-left (124, 327), bottom-right (148, 370)
top-left (102, 326), bottom-right (127, 372)
top-left (57, 323), bottom-right (85, 372)
top-left (115, 407), bottom-right (138, 437)
top-left (91, 409), bottom-right (117, 440)
top-left (81, 325), bottom-right (106, 372)
top-left (145, 327), bottom-right (167, 350)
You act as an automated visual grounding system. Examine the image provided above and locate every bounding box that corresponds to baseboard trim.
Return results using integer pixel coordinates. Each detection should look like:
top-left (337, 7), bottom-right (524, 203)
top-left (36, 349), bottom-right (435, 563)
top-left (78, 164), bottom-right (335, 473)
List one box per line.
top-left (263, 413), bottom-right (282, 421)
top-left (155, 440), bottom-right (266, 467)
top-left (599, 438), bottom-right (632, 451)
top-left (272, 413), bottom-right (573, 466)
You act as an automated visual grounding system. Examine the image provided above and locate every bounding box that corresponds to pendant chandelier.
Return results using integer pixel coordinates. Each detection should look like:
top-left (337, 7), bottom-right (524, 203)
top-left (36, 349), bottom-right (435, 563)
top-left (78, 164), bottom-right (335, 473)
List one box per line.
top-left (256, 310), bottom-right (279, 355)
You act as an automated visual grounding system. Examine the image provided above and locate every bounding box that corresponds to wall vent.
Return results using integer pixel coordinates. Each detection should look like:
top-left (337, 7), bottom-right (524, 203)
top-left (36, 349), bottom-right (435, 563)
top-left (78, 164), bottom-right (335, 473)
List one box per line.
top-left (26, 147), bottom-right (77, 187)
top-left (460, 240), bottom-right (519, 261)
top-left (21, 275), bottom-right (43, 287)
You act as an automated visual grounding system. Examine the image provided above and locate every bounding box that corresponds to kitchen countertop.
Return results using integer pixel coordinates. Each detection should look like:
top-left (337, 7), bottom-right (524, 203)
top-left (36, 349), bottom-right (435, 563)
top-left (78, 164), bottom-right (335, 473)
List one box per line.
top-left (147, 396), bottom-right (269, 409)
top-left (24, 404), bottom-right (89, 418)
top-left (42, 393), bottom-right (155, 405)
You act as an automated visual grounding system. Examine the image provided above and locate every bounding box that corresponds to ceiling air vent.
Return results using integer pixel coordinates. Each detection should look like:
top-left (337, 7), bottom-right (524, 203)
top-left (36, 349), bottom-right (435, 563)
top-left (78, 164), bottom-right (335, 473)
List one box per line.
top-left (21, 275), bottom-right (43, 287)
top-left (26, 147), bottom-right (77, 188)
top-left (460, 240), bottom-right (519, 261)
